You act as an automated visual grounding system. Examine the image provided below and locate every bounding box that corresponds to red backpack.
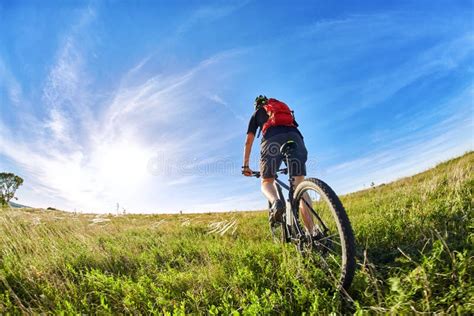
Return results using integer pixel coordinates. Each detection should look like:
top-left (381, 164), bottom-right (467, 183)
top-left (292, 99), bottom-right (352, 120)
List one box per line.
top-left (261, 98), bottom-right (295, 135)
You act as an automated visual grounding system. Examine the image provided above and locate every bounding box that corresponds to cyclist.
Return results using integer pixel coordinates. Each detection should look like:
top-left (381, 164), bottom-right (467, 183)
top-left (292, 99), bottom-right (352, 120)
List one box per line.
top-left (242, 95), bottom-right (311, 225)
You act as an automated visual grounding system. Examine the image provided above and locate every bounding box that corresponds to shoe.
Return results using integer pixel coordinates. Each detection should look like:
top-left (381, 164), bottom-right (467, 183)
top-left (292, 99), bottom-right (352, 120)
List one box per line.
top-left (270, 199), bottom-right (285, 223)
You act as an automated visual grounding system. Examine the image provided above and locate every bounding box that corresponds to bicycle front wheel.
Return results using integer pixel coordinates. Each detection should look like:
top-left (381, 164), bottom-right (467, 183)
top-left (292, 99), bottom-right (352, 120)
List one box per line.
top-left (293, 178), bottom-right (356, 291)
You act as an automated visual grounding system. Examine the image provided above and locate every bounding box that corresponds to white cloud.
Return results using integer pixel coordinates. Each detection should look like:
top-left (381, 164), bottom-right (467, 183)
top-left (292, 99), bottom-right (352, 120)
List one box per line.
top-left (297, 13), bottom-right (474, 121)
top-left (321, 87), bottom-right (474, 194)
top-left (177, 1), bottom-right (250, 34)
top-left (1, 7), bottom-right (471, 214)
top-left (0, 58), bottom-right (25, 107)
top-left (0, 26), bottom-right (247, 213)
top-left (206, 93), bottom-right (246, 122)
top-left (344, 34), bottom-right (474, 115)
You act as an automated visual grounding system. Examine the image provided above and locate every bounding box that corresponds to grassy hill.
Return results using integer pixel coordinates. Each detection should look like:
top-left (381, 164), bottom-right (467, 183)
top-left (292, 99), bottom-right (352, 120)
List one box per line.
top-left (6, 201), bottom-right (31, 209)
top-left (0, 152), bottom-right (472, 314)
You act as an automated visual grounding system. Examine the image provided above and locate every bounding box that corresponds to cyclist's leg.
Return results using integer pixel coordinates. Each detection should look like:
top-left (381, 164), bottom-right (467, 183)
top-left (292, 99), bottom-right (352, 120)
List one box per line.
top-left (260, 136), bottom-right (283, 203)
top-left (286, 132), bottom-right (314, 232)
top-left (261, 177), bottom-right (278, 203)
top-left (295, 176), bottom-right (316, 232)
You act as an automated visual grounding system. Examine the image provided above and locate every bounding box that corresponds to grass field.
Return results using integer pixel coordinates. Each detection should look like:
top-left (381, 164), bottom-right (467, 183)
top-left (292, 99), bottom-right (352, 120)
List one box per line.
top-left (0, 152), bottom-right (472, 314)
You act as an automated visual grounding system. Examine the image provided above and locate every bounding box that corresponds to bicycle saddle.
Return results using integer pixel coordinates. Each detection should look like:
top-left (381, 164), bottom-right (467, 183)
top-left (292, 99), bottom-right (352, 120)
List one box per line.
top-left (280, 140), bottom-right (298, 157)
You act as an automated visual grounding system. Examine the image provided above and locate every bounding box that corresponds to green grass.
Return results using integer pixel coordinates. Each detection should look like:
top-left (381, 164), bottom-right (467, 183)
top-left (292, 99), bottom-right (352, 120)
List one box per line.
top-left (1, 152), bottom-right (472, 314)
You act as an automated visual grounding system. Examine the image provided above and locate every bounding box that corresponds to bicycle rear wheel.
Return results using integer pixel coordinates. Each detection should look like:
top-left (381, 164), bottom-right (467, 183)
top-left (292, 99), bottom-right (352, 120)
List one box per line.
top-left (293, 178), bottom-right (356, 291)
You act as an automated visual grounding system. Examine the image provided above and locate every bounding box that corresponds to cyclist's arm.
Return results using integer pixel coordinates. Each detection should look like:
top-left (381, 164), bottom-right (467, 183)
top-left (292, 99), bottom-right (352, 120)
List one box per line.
top-left (243, 132), bottom-right (255, 167)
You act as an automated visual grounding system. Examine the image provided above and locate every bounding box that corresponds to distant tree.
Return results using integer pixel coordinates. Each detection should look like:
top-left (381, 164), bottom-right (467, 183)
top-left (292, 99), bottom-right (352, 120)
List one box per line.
top-left (0, 173), bottom-right (24, 206)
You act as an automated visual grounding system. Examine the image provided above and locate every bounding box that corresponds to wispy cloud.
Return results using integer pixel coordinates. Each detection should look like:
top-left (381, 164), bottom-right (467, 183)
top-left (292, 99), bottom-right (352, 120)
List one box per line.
top-left (0, 8), bottom-right (248, 212)
top-left (338, 34), bottom-right (474, 118)
top-left (321, 86), bottom-right (473, 193)
top-left (177, 1), bottom-right (250, 34)
top-left (1, 4), bottom-right (471, 214)
top-left (0, 59), bottom-right (25, 107)
top-left (296, 13), bottom-right (474, 121)
top-left (206, 93), bottom-right (246, 122)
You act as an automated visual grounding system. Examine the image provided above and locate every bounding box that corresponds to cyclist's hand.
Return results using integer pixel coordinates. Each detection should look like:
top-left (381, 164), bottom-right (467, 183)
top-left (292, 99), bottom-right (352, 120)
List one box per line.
top-left (242, 166), bottom-right (253, 177)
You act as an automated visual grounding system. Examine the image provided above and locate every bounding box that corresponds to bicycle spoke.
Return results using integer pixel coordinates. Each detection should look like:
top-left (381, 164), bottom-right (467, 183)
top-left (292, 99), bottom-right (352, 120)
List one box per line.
top-left (317, 233), bottom-right (340, 244)
top-left (327, 238), bottom-right (341, 247)
top-left (327, 253), bottom-right (342, 267)
top-left (315, 252), bottom-right (341, 285)
top-left (315, 240), bottom-right (339, 256)
top-left (302, 199), bottom-right (329, 232)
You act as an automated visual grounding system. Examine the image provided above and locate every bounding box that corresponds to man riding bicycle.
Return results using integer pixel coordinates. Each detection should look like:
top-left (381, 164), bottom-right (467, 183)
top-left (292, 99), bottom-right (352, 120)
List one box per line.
top-left (242, 95), bottom-right (309, 223)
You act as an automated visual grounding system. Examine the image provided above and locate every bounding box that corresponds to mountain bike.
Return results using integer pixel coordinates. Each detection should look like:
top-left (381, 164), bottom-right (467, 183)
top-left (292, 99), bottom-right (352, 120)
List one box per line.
top-left (251, 141), bottom-right (356, 291)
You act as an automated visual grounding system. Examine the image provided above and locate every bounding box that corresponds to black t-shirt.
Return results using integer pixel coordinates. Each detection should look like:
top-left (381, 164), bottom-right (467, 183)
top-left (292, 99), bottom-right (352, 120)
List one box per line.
top-left (247, 107), bottom-right (302, 140)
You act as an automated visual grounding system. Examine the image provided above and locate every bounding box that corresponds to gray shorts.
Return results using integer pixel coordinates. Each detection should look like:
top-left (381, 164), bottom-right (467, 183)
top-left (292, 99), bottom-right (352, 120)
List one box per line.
top-left (260, 131), bottom-right (308, 179)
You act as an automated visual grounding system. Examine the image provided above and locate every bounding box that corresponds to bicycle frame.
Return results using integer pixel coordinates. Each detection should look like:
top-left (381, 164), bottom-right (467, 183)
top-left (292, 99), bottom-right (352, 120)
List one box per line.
top-left (274, 169), bottom-right (307, 243)
top-left (251, 146), bottom-right (315, 243)
top-left (249, 145), bottom-right (357, 291)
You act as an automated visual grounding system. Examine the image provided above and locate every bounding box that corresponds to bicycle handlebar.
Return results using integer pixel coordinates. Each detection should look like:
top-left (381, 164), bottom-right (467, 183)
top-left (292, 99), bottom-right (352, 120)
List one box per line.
top-left (248, 168), bottom-right (288, 178)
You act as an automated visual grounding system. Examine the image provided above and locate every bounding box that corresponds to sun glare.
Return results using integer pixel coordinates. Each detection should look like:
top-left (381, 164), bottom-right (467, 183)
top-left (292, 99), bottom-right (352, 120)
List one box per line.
top-left (94, 140), bottom-right (151, 191)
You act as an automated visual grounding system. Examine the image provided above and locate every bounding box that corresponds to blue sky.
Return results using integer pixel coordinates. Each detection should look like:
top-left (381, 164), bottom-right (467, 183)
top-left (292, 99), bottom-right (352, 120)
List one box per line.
top-left (0, 0), bottom-right (473, 213)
